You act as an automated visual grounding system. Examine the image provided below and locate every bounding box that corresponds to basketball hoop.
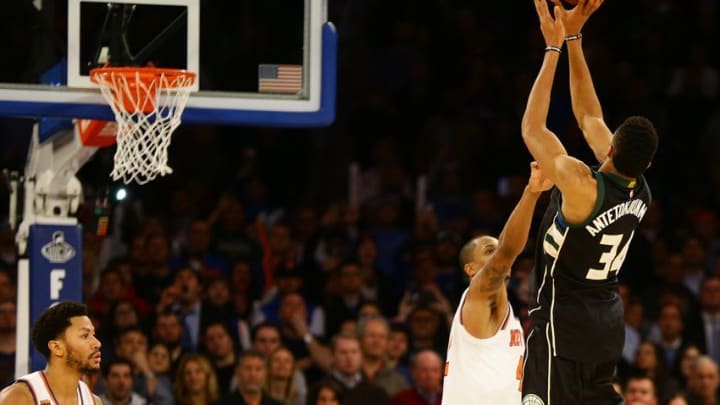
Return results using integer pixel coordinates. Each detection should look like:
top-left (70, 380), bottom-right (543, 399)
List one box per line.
top-left (88, 67), bottom-right (196, 185)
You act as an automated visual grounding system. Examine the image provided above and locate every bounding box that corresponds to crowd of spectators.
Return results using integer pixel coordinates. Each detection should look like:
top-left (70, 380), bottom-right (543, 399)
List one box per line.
top-left (0, 0), bottom-right (719, 404)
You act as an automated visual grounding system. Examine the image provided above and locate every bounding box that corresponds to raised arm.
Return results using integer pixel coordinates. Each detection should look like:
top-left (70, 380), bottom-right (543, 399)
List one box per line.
top-left (521, 0), bottom-right (571, 186)
top-left (469, 163), bottom-right (552, 295)
top-left (557, 0), bottom-right (612, 163)
top-left (522, 0), bottom-right (598, 225)
top-left (462, 163), bottom-right (551, 338)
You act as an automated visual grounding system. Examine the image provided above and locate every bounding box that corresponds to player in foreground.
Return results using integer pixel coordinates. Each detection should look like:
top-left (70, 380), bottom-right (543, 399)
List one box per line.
top-left (521, 0), bottom-right (658, 403)
top-left (0, 301), bottom-right (103, 405)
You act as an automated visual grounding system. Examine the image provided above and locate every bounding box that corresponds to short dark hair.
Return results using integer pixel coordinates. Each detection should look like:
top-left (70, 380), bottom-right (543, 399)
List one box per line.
top-left (330, 331), bottom-right (361, 352)
top-left (236, 349), bottom-right (266, 367)
top-left (114, 325), bottom-right (146, 345)
top-left (458, 239), bottom-right (477, 268)
top-left (307, 380), bottom-right (344, 405)
top-left (174, 267), bottom-right (203, 285)
top-left (103, 357), bottom-right (134, 378)
top-left (202, 321), bottom-right (233, 343)
top-left (612, 116), bottom-right (658, 178)
top-left (31, 301), bottom-right (89, 360)
top-left (624, 371), bottom-right (657, 395)
top-left (357, 315), bottom-right (388, 338)
top-left (251, 321), bottom-right (280, 342)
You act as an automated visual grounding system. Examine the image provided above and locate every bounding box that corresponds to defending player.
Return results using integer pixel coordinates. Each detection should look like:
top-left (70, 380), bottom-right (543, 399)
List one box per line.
top-left (442, 162), bottom-right (552, 405)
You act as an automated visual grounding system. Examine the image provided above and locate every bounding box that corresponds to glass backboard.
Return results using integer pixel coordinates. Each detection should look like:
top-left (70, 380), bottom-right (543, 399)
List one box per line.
top-left (0, 0), bottom-right (335, 126)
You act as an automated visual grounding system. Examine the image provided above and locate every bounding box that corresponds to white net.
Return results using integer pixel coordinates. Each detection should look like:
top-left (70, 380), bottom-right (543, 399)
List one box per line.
top-left (91, 68), bottom-right (195, 185)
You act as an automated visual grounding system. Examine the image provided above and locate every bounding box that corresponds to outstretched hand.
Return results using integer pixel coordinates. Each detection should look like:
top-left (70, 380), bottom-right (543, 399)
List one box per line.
top-left (534, 0), bottom-right (566, 48)
top-left (551, 0), bottom-right (604, 36)
top-left (527, 161), bottom-right (554, 193)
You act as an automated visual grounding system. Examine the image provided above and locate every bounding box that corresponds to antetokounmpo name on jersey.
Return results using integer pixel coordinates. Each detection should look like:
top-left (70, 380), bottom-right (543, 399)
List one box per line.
top-left (585, 199), bottom-right (648, 237)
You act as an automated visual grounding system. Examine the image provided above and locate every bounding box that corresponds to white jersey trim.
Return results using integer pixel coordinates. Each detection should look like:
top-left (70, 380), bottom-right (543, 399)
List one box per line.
top-left (456, 289), bottom-right (513, 343)
top-left (17, 371), bottom-right (92, 405)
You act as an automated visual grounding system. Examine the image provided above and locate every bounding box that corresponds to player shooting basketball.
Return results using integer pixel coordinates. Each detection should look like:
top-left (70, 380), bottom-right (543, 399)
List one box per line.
top-left (521, 1), bottom-right (658, 404)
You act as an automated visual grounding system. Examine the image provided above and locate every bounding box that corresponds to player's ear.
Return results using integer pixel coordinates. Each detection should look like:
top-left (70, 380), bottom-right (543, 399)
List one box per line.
top-left (48, 339), bottom-right (65, 358)
top-left (463, 263), bottom-right (475, 277)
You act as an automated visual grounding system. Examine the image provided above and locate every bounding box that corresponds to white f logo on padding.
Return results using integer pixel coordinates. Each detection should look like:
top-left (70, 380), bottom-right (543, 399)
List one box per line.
top-left (50, 269), bottom-right (66, 300)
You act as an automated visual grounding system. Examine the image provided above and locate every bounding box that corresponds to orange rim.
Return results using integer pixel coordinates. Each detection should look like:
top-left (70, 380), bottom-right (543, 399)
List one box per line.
top-left (89, 67), bottom-right (196, 88)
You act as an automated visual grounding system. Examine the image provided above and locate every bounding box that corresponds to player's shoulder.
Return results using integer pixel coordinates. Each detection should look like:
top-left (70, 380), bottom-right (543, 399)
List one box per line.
top-left (553, 155), bottom-right (598, 198)
top-left (554, 155), bottom-right (594, 182)
top-left (92, 393), bottom-right (103, 405)
top-left (0, 381), bottom-right (35, 405)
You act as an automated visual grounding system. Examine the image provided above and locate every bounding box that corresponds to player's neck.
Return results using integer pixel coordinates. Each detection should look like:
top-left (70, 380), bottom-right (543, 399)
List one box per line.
top-left (44, 362), bottom-right (83, 399)
top-left (598, 160), bottom-right (635, 182)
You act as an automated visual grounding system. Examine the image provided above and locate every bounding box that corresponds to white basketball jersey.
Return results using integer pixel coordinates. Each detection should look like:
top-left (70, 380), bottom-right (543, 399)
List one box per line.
top-left (441, 289), bottom-right (525, 405)
top-left (17, 371), bottom-right (94, 405)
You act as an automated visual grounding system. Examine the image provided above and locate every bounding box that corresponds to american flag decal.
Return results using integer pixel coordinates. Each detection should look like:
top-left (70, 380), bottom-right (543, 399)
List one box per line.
top-left (258, 64), bottom-right (302, 94)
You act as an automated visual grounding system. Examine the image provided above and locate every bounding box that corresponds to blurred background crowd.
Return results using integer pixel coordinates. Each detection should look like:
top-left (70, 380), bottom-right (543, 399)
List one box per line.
top-left (0, 0), bottom-right (719, 404)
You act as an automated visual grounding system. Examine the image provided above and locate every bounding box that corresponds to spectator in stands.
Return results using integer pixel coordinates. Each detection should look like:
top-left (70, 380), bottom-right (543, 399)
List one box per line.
top-left (97, 300), bottom-right (142, 370)
top-left (358, 315), bottom-right (408, 397)
top-left (391, 350), bottom-right (443, 405)
top-left (230, 261), bottom-right (258, 321)
top-left (0, 300), bottom-right (15, 388)
top-left (649, 302), bottom-right (688, 367)
top-left (404, 305), bottom-right (448, 355)
top-left (113, 327), bottom-right (175, 405)
top-left (203, 322), bottom-right (237, 395)
top-left (153, 312), bottom-right (187, 369)
top-left (251, 322), bottom-right (309, 402)
top-left (633, 341), bottom-right (679, 402)
top-left (265, 347), bottom-right (304, 405)
top-left (277, 293), bottom-right (328, 372)
top-left (355, 235), bottom-right (383, 303)
top-left (306, 380), bottom-right (343, 405)
top-left (136, 232), bottom-right (173, 303)
top-left (252, 323), bottom-right (283, 358)
top-left (147, 343), bottom-right (173, 385)
top-left (173, 354), bottom-right (220, 405)
top-left (89, 267), bottom-right (151, 318)
top-left (209, 195), bottom-right (262, 264)
top-left (674, 345), bottom-right (702, 390)
top-left (314, 332), bottom-right (390, 405)
top-left (624, 373), bottom-right (659, 405)
top-left (170, 219), bottom-right (229, 279)
top-left (253, 265), bottom-right (306, 326)
top-left (107, 300), bottom-right (142, 337)
top-left (695, 276), bottom-right (720, 364)
top-left (100, 358), bottom-right (148, 405)
top-left (204, 278), bottom-right (234, 323)
top-left (214, 350), bottom-right (283, 405)
top-left (386, 322), bottom-right (411, 384)
top-left (686, 356), bottom-right (719, 405)
top-left (682, 236), bottom-right (710, 296)
top-left (324, 261), bottom-right (370, 337)
top-left (156, 267), bottom-right (210, 353)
